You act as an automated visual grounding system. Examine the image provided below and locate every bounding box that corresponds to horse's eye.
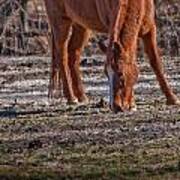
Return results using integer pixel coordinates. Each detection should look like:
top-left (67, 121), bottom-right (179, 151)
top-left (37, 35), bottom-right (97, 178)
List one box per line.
top-left (119, 78), bottom-right (125, 88)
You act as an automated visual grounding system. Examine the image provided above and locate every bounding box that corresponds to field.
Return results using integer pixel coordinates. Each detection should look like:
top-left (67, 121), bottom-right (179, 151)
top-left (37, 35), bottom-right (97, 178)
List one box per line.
top-left (0, 55), bottom-right (180, 179)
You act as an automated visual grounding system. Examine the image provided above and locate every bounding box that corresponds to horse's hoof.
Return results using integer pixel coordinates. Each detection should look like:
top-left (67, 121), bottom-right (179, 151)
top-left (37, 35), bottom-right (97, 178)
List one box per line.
top-left (130, 105), bottom-right (137, 112)
top-left (78, 96), bottom-right (89, 105)
top-left (67, 98), bottom-right (79, 105)
top-left (174, 100), bottom-right (180, 106)
top-left (166, 98), bottom-right (180, 106)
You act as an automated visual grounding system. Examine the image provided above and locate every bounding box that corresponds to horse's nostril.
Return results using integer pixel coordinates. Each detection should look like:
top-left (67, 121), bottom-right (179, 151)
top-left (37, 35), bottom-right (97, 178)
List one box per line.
top-left (112, 103), bottom-right (123, 113)
top-left (118, 72), bottom-right (123, 77)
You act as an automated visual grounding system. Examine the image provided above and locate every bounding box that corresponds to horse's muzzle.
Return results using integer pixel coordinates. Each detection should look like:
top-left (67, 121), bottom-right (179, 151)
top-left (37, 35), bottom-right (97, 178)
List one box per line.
top-left (110, 102), bottom-right (124, 113)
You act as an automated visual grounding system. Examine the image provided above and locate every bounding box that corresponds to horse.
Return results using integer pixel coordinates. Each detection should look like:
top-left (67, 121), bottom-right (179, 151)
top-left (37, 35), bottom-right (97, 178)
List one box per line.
top-left (44, 0), bottom-right (179, 112)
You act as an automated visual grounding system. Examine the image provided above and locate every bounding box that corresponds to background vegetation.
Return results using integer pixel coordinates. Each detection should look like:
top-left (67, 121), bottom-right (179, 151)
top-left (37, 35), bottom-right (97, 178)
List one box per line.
top-left (0, 0), bottom-right (179, 56)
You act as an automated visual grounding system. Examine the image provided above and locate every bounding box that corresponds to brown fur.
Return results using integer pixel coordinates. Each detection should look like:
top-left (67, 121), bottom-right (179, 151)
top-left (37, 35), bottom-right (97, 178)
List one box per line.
top-left (44, 0), bottom-right (179, 111)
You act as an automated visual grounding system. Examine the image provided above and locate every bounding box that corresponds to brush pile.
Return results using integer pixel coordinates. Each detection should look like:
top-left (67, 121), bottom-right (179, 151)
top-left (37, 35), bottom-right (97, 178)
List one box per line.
top-left (0, 0), bottom-right (48, 55)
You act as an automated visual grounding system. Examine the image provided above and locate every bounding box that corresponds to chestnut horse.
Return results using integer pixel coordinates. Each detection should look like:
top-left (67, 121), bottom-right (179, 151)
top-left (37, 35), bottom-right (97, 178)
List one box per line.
top-left (44, 0), bottom-right (179, 112)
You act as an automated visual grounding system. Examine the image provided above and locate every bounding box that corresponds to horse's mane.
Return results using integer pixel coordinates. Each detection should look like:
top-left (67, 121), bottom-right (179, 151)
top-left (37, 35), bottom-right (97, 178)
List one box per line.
top-left (95, 0), bottom-right (128, 42)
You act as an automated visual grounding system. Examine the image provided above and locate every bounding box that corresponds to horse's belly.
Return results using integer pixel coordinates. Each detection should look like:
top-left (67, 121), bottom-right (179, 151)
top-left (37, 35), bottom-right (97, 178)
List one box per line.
top-left (64, 0), bottom-right (108, 32)
top-left (72, 16), bottom-right (108, 33)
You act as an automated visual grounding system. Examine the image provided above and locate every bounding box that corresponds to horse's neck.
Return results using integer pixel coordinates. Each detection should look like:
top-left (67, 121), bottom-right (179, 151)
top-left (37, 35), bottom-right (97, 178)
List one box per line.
top-left (95, 0), bottom-right (120, 30)
top-left (109, 0), bottom-right (128, 43)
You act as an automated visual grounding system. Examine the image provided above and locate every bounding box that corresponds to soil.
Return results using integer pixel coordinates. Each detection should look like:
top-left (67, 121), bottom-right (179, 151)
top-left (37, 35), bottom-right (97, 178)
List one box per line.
top-left (0, 55), bottom-right (180, 179)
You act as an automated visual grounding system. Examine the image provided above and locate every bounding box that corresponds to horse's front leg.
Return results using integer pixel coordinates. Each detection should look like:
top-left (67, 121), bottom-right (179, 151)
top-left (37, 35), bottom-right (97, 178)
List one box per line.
top-left (68, 25), bottom-right (91, 103)
top-left (122, 63), bottom-right (139, 111)
top-left (143, 25), bottom-right (180, 105)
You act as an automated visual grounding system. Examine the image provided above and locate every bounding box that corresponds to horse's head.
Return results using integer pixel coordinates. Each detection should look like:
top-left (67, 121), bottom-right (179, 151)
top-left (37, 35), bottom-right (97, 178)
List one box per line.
top-left (99, 41), bottom-right (139, 112)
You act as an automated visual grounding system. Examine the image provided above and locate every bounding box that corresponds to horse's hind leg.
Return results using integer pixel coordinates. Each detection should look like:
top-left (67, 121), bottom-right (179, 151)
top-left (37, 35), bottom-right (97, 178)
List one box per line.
top-left (143, 26), bottom-right (180, 105)
top-left (52, 19), bottom-right (79, 103)
top-left (48, 32), bottom-right (62, 98)
top-left (68, 25), bottom-right (91, 103)
top-left (45, 1), bottom-right (77, 103)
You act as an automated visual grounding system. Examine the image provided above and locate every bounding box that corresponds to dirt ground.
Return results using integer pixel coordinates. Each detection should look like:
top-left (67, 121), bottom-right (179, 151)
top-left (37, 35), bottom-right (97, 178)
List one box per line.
top-left (0, 55), bottom-right (180, 179)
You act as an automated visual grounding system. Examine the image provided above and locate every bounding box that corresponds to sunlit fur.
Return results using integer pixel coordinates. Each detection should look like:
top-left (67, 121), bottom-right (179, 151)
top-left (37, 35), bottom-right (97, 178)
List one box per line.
top-left (44, 0), bottom-right (179, 111)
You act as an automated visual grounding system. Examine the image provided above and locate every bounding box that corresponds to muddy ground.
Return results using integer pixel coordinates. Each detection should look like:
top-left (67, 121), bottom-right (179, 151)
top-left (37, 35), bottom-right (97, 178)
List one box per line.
top-left (0, 55), bottom-right (180, 179)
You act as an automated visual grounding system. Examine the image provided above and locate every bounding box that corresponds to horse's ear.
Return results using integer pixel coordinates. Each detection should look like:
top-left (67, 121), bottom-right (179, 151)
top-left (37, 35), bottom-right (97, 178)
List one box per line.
top-left (98, 40), bottom-right (107, 53)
